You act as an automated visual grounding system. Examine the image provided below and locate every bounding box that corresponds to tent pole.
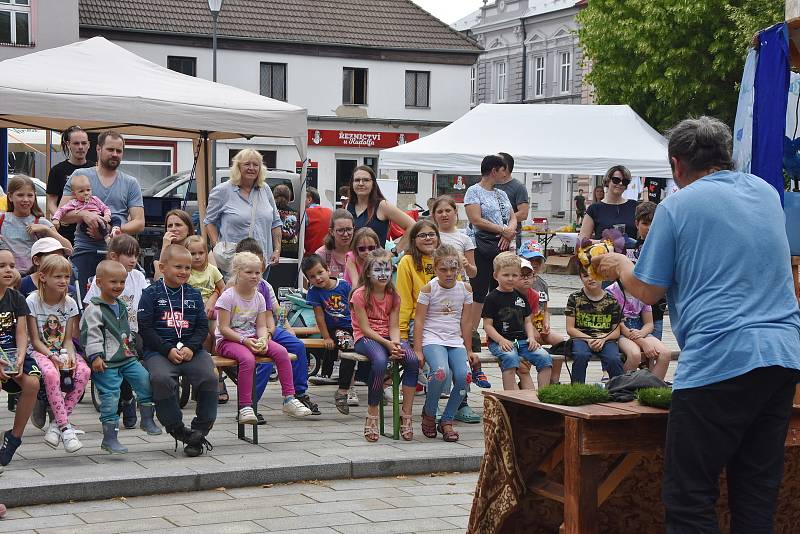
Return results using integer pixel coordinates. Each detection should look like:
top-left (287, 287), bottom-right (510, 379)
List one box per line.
top-left (0, 129), bottom-right (7, 192)
top-left (196, 133), bottom-right (210, 240)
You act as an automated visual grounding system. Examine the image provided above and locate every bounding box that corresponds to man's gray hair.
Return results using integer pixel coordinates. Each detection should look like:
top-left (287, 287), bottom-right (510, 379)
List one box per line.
top-left (666, 116), bottom-right (733, 173)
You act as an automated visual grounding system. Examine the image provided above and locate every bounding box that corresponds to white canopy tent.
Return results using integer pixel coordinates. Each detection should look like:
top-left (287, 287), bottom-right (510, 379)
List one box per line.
top-left (0, 36), bottom-right (309, 283)
top-left (379, 103), bottom-right (672, 178)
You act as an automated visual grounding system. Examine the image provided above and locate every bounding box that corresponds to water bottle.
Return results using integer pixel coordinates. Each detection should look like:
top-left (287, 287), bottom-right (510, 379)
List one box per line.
top-left (58, 349), bottom-right (74, 392)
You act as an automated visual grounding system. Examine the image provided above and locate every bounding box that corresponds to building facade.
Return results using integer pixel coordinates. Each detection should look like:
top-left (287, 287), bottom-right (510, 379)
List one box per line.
top-left (0, 0), bottom-right (78, 61)
top-left (78, 0), bottom-right (482, 209)
top-left (455, 0), bottom-right (591, 217)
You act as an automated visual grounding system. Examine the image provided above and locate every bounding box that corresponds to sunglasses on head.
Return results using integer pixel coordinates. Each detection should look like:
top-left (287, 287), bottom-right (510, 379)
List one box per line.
top-left (357, 245), bottom-right (377, 253)
top-left (610, 176), bottom-right (631, 186)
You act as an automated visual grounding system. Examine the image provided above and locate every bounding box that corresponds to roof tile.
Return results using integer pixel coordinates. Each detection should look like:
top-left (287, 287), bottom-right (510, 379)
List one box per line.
top-left (78, 0), bottom-right (482, 52)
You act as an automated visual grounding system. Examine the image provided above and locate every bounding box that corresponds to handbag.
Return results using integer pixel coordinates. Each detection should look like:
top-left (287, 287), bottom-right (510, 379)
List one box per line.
top-left (473, 189), bottom-right (509, 257)
top-left (213, 187), bottom-right (259, 273)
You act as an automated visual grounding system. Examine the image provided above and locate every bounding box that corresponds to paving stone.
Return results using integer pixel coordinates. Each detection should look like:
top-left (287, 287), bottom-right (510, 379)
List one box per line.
top-left (184, 493), bottom-right (313, 513)
top-left (379, 493), bottom-right (475, 507)
top-left (224, 482), bottom-right (335, 498)
top-left (36, 517), bottom-right (174, 534)
top-left (302, 487), bottom-right (408, 503)
top-left (355, 504), bottom-right (467, 522)
top-left (268, 529), bottom-right (340, 534)
top-left (21, 498), bottom-right (130, 517)
top-left (140, 521), bottom-right (266, 534)
top-left (77, 503), bottom-right (194, 523)
top-left (443, 514), bottom-right (470, 528)
top-left (321, 477), bottom-right (422, 491)
top-left (0, 513), bottom-right (85, 532)
top-left (168, 505), bottom-right (297, 527)
top-left (254, 511), bottom-right (370, 531)
top-left (283, 498), bottom-right (393, 515)
top-left (397, 482), bottom-right (476, 496)
top-left (331, 518), bottom-right (461, 534)
top-left (124, 489), bottom-right (234, 508)
top-left (410, 472), bottom-right (478, 486)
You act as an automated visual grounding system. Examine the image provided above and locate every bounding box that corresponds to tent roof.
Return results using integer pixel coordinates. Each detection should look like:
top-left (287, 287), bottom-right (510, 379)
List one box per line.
top-left (0, 37), bottom-right (307, 154)
top-left (379, 104), bottom-right (672, 178)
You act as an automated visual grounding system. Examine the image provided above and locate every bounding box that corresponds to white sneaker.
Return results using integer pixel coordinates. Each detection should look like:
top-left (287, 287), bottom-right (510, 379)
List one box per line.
top-left (282, 398), bottom-right (312, 418)
top-left (43, 422), bottom-right (60, 448)
top-left (383, 387), bottom-right (403, 404)
top-left (347, 388), bottom-right (359, 406)
top-left (61, 425), bottom-right (83, 453)
top-left (237, 406), bottom-right (258, 424)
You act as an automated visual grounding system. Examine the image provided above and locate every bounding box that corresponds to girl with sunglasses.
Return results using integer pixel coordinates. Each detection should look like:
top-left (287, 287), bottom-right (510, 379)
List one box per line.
top-left (579, 165), bottom-right (639, 241)
top-left (344, 227), bottom-right (380, 286)
top-left (315, 209), bottom-right (354, 279)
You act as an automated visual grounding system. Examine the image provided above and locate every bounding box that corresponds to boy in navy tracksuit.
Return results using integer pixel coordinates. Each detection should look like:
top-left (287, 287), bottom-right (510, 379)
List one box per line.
top-left (138, 245), bottom-right (217, 457)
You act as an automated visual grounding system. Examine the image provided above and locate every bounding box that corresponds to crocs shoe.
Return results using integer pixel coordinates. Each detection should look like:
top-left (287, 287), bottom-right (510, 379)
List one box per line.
top-left (454, 405), bottom-right (481, 424)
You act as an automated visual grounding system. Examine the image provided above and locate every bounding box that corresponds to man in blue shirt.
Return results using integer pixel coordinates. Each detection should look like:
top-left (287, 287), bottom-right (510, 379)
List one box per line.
top-left (594, 116), bottom-right (800, 533)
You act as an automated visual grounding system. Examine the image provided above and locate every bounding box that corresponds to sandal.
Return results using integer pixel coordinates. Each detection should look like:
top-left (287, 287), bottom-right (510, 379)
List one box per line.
top-left (218, 377), bottom-right (229, 405)
top-left (421, 410), bottom-right (437, 438)
top-left (334, 390), bottom-right (349, 415)
top-left (400, 413), bottom-right (414, 441)
top-left (438, 420), bottom-right (459, 442)
top-left (364, 415), bottom-right (379, 442)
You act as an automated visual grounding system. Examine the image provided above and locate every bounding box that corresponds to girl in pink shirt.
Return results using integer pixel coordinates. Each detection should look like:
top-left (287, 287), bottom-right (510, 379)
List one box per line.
top-left (351, 249), bottom-right (419, 442)
top-left (344, 227), bottom-right (380, 286)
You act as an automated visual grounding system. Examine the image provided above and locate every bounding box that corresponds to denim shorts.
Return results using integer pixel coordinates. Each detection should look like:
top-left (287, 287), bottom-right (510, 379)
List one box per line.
top-left (488, 340), bottom-right (552, 372)
top-left (624, 316), bottom-right (644, 330)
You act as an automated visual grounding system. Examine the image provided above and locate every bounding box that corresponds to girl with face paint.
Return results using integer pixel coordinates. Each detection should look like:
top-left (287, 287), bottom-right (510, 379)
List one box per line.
top-left (412, 245), bottom-right (479, 442)
top-left (397, 220), bottom-right (440, 343)
top-left (350, 250), bottom-right (419, 442)
top-left (344, 227), bottom-right (380, 287)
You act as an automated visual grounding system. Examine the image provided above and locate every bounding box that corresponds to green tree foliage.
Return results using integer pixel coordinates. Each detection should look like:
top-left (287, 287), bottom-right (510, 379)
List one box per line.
top-left (577, 0), bottom-right (784, 132)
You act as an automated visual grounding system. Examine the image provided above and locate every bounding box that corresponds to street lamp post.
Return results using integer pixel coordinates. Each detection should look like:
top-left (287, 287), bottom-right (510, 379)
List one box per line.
top-left (208, 0), bottom-right (223, 82)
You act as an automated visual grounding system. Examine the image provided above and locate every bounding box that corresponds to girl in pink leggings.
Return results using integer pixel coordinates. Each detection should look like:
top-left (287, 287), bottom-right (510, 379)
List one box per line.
top-left (215, 252), bottom-right (311, 422)
top-left (26, 255), bottom-right (90, 453)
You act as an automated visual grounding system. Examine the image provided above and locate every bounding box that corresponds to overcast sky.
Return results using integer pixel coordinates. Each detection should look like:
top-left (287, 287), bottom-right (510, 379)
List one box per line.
top-left (411, 0), bottom-right (485, 24)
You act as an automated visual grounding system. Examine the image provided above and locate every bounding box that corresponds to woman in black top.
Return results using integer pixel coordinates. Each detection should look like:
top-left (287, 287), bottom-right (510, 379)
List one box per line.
top-left (580, 165), bottom-right (638, 240)
top-left (346, 165), bottom-right (414, 249)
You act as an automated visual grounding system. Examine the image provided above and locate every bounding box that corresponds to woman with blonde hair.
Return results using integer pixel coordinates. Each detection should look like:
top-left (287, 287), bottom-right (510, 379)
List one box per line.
top-left (204, 149), bottom-right (283, 274)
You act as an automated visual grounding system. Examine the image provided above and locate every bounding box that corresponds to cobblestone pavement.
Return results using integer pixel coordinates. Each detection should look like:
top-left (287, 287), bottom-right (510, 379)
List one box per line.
top-left (0, 471), bottom-right (479, 533)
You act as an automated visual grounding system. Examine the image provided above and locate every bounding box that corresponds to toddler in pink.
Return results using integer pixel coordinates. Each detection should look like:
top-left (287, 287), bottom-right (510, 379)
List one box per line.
top-left (52, 173), bottom-right (121, 240)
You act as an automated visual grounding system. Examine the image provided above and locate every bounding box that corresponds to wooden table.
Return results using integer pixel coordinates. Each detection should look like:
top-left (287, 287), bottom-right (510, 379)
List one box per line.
top-left (468, 390), bottom-right (800, 534)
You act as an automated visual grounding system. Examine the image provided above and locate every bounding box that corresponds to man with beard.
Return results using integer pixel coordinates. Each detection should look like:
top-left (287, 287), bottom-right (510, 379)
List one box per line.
top-left (59, 130), bottom-right (144, 292)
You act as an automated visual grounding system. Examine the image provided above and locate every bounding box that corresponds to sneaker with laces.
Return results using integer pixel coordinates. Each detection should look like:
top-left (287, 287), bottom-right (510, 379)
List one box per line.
top-left (43, 422), bottom-right (61, 448)
top-left (295, 394), bottom-right (321, 415)
top-left (237, 406), bottom-right (258, 425)
top-left (61, 425), bottom-right (83, 453)
top-left (283, 398), bottom-right (312, 418)
top-left (0, 430), bottom-right (22, 466)
top-left (471, 370), bottom-right (492, 389)
top-left (347, 388), bottom-right (359, 406)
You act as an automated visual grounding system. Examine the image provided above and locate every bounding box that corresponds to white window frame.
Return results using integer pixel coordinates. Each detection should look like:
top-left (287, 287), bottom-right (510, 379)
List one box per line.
top-left (534, 55), bottom-right (545, 98)
top-left (0, 0), bottom-right (31, 46)
top-left (559, 51), bottom-right (572, 94)
top-left (470, 66), bottom-right (476, 105)
top-left (119, 144), bottom-right (176, 190)
top-left (496, 61), bottom-right (507, 103)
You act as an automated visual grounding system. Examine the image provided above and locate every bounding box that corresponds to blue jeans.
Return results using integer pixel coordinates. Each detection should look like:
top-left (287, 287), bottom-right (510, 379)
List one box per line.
top-left (93, 359), bottom-right (153, 424)
top-left (570, 339), bottom-right (622, 383)
top-left (72, 247), bottom-right (105, 295)
top-left (422, 345), bottom-right (469, 422)
top-left (488, 340), bottom-right (552, 371)
top-left (253, 327), bottom-right (308, 400)
top-left (355, 337), bottom-right (419, 407)
top-left (652, 319), bottom-right (664, 340)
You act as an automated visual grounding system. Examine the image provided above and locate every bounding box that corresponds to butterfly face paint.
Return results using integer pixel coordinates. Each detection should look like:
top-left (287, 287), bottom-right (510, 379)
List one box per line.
top-left (435, 257), bottom-right (460, 287)
top-left (369, 260), bottom-right (393, 283)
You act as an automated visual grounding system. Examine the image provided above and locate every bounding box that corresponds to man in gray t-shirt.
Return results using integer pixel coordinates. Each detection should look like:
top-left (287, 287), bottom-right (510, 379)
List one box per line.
top-left (495, 152), bottom-right (529, 249)
top-left (60, 131), bottom-right (144, 292)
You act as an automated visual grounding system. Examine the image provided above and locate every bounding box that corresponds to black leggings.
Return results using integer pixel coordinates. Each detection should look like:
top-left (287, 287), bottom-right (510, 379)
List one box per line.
top-left (470, 247), bottom-right (500, 304)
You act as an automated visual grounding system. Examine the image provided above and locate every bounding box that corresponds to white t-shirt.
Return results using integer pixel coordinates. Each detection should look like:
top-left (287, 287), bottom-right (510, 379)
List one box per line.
top-left (438, 229), bottom-right (476, 254)
top-left (26, 291), bottom-right (79, 353)
top-left (84, 269), bottom-right (149, 332)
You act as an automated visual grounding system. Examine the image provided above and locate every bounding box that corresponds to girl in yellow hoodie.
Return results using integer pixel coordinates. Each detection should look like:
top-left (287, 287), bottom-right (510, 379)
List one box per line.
top-left (397, 220), bottom-right (440, 342)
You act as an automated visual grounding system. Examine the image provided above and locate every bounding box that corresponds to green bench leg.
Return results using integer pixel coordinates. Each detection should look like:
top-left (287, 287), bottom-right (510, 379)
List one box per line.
top-left (380, 361), bottom-right (401, 440)
top-left (236, 366), bottom-right (259, 445)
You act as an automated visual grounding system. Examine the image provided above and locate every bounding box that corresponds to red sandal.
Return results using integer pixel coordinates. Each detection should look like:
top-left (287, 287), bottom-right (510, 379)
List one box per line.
top-left (421, 411), bottom-right (437, 438)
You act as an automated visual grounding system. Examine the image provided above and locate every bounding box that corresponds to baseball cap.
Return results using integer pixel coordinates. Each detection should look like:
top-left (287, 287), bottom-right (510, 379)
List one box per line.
top-left (518, 240), bottom-right (545, 260)
top-left (520, 258), bottom-right (533, 272)
top-left (31, 237), bottom-right (68, 257)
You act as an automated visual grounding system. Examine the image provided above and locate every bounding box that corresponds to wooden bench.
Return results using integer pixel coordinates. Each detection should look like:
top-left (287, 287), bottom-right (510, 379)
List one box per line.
top-left (339, 351), bottom-right (402, 440)
top-left (212, 353), bottom-right (297, 445)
